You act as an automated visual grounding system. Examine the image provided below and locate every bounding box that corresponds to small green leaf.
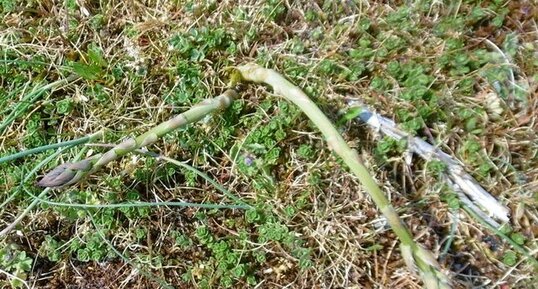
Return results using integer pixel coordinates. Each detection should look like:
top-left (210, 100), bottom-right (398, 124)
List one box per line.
top-left (87, 44), bottom-right (107, 67)
top-left (77, 248), bottom-right (90, 262)
top-left (338, 107), bottom-right (363, 125)
top-left (247, 275), bottom-right (257, 285)
top-left (510, 232), bottom-right (526, 245)
top-left (220, 275), bottom-right (233, 288)
top-left (232, 264), bottom-right (246, 278)
top-left (366, 244), bottom-right (383, 251)
top-left (71, 62), bottom-right (102, 80)
top-left (56, 98), bottom-right (73, 114)
top-left (502, 251), bottom-right (517, 266)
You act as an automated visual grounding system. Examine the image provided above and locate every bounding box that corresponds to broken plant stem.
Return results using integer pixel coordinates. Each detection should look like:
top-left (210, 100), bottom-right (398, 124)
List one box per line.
top-left (233, 64), bottom-right (450, 289)
top-left (37, 89), bottom-right (237, 188)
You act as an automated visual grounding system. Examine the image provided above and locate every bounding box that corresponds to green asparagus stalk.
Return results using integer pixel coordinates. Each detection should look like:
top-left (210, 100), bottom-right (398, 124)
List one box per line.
top-left (37, 89), bottom-right (236, 188)
top-left (232, 64), bottom-right (450, 289)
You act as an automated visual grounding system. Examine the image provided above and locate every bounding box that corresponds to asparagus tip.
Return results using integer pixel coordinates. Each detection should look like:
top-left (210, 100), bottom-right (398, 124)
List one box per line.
top-left (37, 159), bottom-right (92, 188)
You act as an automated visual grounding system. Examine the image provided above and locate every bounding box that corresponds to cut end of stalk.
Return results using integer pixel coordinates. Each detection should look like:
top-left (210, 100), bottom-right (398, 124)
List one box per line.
top-left (221, 89), bottom-right (238, 105)
top-left (234, 64), bottom-right (270, 84)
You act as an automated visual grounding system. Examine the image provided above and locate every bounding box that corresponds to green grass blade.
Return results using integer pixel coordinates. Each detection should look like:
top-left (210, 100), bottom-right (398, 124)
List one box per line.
top-left (0, 75), bottom-right (78, 135)
top-left (0, 130), bottom-right (104, 165)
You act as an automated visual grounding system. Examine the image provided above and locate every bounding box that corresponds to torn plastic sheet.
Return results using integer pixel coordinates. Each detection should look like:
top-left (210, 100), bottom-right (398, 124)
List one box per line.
top-left (350, 102), bottom-right (510, 224)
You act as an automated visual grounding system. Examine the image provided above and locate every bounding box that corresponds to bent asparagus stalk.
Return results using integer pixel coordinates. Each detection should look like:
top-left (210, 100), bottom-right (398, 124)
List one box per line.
top-left (233, 64), bottom-right (450, 289)
top-left (37, 89), bottom-right (237, 187)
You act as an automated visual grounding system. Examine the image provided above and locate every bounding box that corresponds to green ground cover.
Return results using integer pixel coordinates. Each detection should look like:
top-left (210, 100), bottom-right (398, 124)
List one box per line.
top-left (1, 1), bottom-right (537, 288)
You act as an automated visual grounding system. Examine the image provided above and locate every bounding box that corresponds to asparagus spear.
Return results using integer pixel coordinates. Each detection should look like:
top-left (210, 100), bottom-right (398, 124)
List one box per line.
top-left (37, 89), bottom-right (236, 187)
top-left (232, 64), bottom-right (450, 289)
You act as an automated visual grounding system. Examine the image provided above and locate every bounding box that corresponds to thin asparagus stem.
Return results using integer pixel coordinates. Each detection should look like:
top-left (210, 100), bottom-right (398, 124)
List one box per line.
top-left (37, 89), bottom-right (237, 188)
top-left (0, 189), bottom-right (50, 237)
top-left (23, 186), bottom-right (249, 210)
top-left (0, 130), bottom-right (104, 165)
top-left (136, 149), bottom-right (251, 208)
top-left (233, 63), bottom-right (450, 289)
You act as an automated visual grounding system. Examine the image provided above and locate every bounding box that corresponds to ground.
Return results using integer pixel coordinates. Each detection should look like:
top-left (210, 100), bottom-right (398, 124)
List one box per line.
top-left (0, 1), bottom-right (537, 288)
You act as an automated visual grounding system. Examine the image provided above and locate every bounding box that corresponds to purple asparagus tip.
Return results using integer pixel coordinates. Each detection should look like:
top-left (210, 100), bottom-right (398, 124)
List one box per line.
top-left (37, 159), bottom-right (92, 188)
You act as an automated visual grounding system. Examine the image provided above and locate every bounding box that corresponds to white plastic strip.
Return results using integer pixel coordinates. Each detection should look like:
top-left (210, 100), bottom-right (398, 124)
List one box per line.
top-left (350, 102), bottom-right (510, 223)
